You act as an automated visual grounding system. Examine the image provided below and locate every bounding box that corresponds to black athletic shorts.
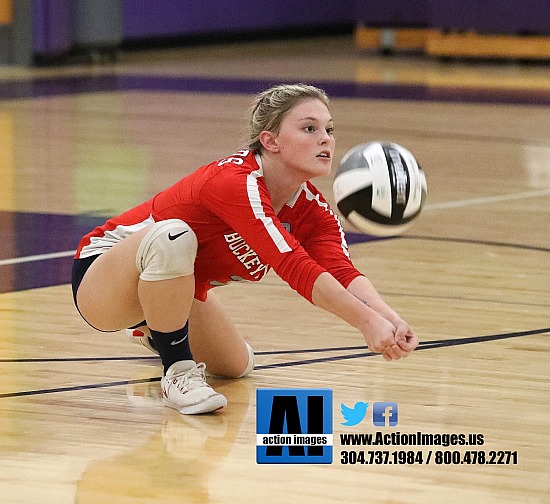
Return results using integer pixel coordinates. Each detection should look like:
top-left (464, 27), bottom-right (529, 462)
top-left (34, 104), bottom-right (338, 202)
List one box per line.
top-left (71, 255), bottom-right (100, 306)
top-left (71, 254), bottom-right (145, 331)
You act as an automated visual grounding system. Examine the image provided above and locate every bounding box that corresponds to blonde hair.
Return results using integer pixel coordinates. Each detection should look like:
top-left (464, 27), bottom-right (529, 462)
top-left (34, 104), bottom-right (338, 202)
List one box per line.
top-left (246, 83), bottom-right (330, 153)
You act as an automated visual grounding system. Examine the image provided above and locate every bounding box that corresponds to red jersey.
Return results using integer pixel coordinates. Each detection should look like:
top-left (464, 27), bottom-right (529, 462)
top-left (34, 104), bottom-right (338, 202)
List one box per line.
top-left (75, 149), bottom-right (362, 302)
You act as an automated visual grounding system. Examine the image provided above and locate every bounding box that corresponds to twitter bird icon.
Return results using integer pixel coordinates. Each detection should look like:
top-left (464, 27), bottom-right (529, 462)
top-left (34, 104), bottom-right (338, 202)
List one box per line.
top-left (341, 402), bottom-right (369, 426)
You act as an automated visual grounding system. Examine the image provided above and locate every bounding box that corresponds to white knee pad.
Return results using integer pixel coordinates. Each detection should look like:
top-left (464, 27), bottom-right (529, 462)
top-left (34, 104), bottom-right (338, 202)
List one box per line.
top-left (136, 219), bottom-right (197, 281)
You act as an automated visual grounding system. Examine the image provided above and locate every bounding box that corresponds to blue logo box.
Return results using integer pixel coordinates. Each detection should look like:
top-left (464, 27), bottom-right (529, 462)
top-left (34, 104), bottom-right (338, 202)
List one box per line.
top-left (256, 388), bottom-right (333, 464)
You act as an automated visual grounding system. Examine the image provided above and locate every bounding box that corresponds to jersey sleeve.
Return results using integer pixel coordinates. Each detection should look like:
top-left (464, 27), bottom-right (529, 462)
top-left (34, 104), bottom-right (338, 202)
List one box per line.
top-left (299, 190), bottom-right (364, 289)
top-left (198, 160), bottom-right (326, 302)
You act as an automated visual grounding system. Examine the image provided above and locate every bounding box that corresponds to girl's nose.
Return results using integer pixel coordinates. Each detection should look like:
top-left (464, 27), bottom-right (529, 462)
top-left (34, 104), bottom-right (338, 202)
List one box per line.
top-left (320, 130), bottom-right (331, 144)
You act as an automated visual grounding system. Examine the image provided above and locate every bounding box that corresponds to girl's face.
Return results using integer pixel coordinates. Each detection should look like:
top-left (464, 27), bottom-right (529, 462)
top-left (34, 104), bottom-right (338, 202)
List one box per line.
top-left (273, 99), bottom-right (335, 179)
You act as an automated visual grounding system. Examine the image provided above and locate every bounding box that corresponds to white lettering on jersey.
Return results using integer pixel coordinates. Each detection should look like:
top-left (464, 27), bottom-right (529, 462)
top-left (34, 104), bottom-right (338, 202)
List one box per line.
top-left (218, 149), bottom-right (250, 166)
top-left (224, 232), bottom-right (270, 279)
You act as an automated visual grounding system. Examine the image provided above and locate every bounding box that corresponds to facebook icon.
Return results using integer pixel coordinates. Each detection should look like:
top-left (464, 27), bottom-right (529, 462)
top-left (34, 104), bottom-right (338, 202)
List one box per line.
top-left (373, 402), bottom-right (398, 426)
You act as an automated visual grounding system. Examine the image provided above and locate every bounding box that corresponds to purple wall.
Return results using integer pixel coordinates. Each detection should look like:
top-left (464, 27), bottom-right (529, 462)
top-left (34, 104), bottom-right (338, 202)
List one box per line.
top-left (353, 0), bottom-right (430, 27)
top-left (430, 0), bottom-right (550, 34)
top-left (32, 0), bottom-right (354, 57)
top-left (31, 0), bottom-right (550, 58)
top-left (32, 0), bottom-right (72, 55)
top-left (122, 0), bottom-right (354, 40)
top-left (354, 0), bottom-right (550, 35)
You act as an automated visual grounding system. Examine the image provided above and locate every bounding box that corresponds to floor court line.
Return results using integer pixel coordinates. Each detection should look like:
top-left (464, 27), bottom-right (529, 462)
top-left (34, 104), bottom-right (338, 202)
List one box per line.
top-left (0, 250), bottom-right (76, 266)
top-left (1, 327), bottom-right (547, 399)
top-left (423, 187), bottom-right (550, 211)
top-left (1, 327), bottom-right (548, 365)
top-left (256, 327), bottom-right (549, 370)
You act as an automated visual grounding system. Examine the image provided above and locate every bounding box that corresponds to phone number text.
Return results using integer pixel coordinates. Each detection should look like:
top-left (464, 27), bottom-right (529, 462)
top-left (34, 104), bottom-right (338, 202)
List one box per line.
top-left (340, 450), bottom-right (518, 465)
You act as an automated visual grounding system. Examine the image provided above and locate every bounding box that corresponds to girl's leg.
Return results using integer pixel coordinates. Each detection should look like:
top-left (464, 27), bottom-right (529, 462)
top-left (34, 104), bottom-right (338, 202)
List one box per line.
top-left (76, 225), bottom-right (193, 332)
top-left (76, 220), bottom-right (226, 414)
top-left (189, 291), bottom-right (253, 378)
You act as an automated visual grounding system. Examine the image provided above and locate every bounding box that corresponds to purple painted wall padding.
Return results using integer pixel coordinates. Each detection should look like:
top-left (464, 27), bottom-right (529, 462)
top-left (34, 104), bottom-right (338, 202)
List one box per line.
top-left (32, 0), bottom-right (72, 55)
top-left (429, 0), bottom-right (550, 34)
top-left (31, 0), bottom-right (550, 57)
top-left (122, 0), bottom-right (354, 39)
top-left (353, 0), bottom-right (430, 27)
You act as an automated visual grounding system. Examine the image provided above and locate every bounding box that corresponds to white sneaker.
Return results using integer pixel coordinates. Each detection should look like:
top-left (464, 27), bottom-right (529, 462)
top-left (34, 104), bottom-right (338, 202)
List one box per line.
top-left (127, 327), bottom-right (158, 355)
top-left (161, 360), bottom-right (227, 414)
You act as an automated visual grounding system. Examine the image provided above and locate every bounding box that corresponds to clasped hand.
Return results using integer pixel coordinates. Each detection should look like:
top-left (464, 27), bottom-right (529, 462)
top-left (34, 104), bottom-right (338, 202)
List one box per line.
top-left (363, 315), bottom-right (418, 361)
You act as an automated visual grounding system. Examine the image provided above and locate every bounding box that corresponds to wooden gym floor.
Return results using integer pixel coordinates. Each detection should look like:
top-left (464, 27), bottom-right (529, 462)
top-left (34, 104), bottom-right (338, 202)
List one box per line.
top-left (0, 35), bottom-right (549, 503)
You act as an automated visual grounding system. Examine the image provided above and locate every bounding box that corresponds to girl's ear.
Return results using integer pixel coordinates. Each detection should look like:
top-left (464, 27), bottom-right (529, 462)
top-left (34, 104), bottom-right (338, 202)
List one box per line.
top-left (259, 131), bottom-right (279, 153)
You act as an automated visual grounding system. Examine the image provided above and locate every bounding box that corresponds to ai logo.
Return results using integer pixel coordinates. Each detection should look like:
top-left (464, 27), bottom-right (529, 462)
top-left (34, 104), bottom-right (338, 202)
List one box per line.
top-left (256, 389), bottom-right (333, 464)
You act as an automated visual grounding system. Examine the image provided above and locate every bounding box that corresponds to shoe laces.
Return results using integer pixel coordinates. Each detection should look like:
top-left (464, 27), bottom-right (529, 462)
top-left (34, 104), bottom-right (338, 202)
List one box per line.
top-left (170, 363), bottom-right (209, 392)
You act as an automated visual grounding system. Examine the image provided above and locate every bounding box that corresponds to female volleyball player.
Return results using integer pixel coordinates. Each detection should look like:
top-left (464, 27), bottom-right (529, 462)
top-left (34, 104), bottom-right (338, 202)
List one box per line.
top-left (72, 83), bottom-right (418, 415)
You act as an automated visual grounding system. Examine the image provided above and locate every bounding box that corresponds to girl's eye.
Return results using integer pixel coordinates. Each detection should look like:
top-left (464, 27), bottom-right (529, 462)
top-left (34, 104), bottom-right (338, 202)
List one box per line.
top-left (326, 127), bottom-right (334, 135)
top-left (305, 125), bottom-right (315, 132)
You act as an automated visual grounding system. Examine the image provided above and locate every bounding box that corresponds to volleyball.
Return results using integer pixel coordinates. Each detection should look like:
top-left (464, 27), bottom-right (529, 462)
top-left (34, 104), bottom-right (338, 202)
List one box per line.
top-left (333, 142), bottom-right (427, 236)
